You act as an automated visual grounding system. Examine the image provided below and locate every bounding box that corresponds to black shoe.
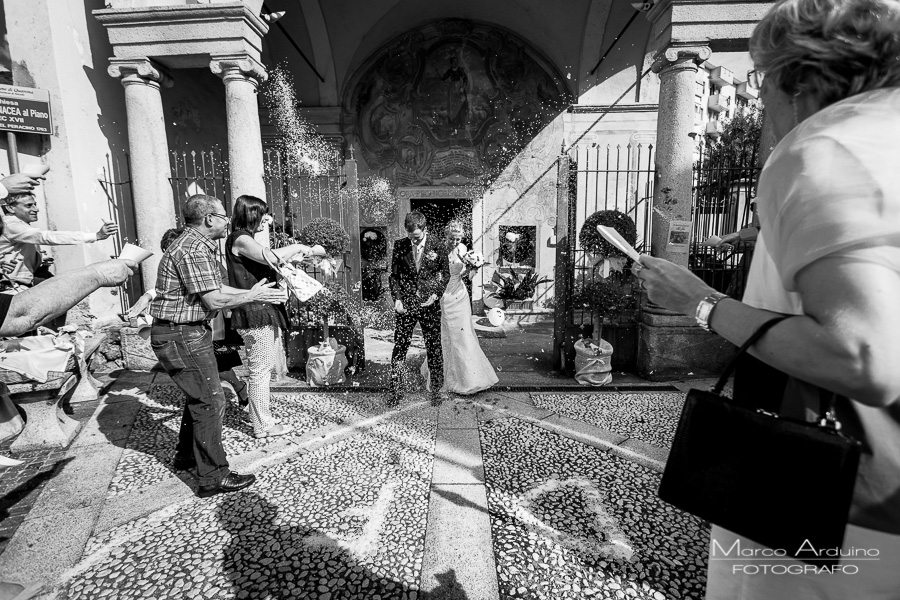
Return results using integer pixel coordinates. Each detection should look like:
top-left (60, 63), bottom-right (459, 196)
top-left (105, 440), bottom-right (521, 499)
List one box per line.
top-left (172, 456), bottom-right (196, 471)
top-left (236, 382), bottom-right (249, 408)
top-left (197, 472), bottom-right (256, 498)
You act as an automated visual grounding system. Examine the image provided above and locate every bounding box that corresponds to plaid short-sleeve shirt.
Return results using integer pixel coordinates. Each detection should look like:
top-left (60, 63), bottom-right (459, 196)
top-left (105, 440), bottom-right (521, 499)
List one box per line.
top-left (149, 227), bottom-right (221, 323)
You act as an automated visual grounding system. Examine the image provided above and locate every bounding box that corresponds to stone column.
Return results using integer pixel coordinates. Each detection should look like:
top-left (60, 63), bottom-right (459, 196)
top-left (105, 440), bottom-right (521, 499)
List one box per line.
top-left (108, 58), bottom-right (176, 291)
top-left (649, 45), bottom-right (711, 266)
top-left (210, 55), bottom-right (268, 205)
top-left (210, 55), bottom-right (292, 378)
top-left (637, 44), bottom-right (736, 380)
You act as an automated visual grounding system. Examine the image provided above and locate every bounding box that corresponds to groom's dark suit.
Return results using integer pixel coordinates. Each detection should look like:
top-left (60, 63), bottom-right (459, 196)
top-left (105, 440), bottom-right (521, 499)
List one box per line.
top-left (389, 233), bottom-right (451, 396)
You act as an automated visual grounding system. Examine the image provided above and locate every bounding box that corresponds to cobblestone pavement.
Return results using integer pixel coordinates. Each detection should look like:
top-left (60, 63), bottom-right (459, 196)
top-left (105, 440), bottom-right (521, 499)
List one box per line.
top-left (532, 393), bottom-right (687, 449)
top-left (482, 417), bottom-right (708, 600)
top-left (1, 377), bottom-right (710, 600)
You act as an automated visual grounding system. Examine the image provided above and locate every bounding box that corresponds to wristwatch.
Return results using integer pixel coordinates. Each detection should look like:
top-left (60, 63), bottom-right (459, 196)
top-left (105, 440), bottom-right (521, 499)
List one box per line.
top-left (695, 292), bottom-right (729, 332)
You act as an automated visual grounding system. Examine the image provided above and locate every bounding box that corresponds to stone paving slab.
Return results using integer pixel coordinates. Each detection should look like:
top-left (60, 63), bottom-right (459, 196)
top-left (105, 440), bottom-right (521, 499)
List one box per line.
top-left (480, 417), bottom-right (708, 600)
top-left (431, 427), bottom-right (485, 486)
top-left (421, 484), bottom-right (499, 600)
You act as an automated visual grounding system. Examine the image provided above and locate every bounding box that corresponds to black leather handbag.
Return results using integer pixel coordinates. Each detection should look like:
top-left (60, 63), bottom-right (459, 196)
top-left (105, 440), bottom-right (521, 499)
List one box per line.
top-left (658, 317), bottom-right (862, 566)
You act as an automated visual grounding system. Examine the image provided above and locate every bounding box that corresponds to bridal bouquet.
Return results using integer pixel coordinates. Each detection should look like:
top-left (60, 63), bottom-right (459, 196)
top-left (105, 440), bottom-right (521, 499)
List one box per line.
top-left (458, 249), bottom-right (487, 277)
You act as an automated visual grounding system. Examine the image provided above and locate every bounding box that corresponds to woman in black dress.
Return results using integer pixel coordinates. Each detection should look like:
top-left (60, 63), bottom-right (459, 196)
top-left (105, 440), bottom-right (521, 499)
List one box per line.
top-left (226, 195), bottom-right (312, 438)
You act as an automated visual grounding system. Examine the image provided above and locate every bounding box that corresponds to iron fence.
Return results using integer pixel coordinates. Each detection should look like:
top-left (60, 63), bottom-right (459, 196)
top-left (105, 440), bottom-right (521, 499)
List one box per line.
top-left (169, 150), bottom-right (232, 226)
top-left (689, 140), bottom-right (761, 298)
top-left (567, 143), bottom-right (654, 327)
top-left (98, 152), bottom-right (143, 312)
top-left (167, 148), bottom-right (360, 298)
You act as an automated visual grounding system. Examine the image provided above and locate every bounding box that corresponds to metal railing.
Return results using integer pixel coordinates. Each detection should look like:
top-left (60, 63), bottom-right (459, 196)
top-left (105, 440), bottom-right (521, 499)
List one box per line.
top-left (690, 141), bottom-right (761, 298)
top-left (98, 152), bottom-right (143, 311)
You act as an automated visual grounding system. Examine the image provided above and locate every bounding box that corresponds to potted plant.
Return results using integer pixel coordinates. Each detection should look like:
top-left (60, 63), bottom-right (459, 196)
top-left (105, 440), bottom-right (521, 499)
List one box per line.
top-left (299, 217), bottom-right (350, 269)
top-left (579, 210), bottom-right (638, 277)
top-left (572, 277), bottom-right (631, 343)
top-left (485, 269), bottom-right (551, 324)
top-left (286, 218), bottom-right (362, 381)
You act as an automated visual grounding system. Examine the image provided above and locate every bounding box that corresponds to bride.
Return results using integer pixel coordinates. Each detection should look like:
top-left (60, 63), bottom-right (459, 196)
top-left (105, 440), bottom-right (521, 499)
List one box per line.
top-left (423, 220), bottom-right (499, 395)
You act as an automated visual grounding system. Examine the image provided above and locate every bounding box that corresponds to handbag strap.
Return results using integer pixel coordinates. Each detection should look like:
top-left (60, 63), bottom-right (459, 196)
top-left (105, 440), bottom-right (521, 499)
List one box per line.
top-left (712, 316), bottom-right (791, 395)
top-left (712, 315), bottom-right (847, 429)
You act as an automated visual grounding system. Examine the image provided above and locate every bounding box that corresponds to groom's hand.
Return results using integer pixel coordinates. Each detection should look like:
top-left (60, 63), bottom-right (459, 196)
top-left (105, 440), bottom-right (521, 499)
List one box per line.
top-left (394, 299), bottom-right (407, 314)
top-left (420, 294), bottom-right (438, 307)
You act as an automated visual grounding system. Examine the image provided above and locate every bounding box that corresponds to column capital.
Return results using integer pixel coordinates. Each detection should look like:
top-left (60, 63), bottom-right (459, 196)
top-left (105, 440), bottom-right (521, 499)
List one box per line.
top-left (107, 58), bottom-right (173, 88)
top-left (651, 45), bottom-right (712, 75)
top-left (210, 54), bottom-right (268, 86)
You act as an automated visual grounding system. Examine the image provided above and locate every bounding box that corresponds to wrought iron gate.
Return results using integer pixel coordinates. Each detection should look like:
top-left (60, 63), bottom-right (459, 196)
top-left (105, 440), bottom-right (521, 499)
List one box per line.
top-left (553, 143), bottom-right (656, 372)
top-left (168, 149), bottom-right (361, 298)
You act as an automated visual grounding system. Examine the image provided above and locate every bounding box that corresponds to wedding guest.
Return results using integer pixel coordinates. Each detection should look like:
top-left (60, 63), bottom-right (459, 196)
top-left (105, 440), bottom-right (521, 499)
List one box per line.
top-left (635, 0), bottom-right (900, 596)
top-left (124, 228), bottom-right (249, 407)
top-left (0, 192), bottom-right (118, 286)
top-left (150, 194), bottom-right (285, 498)
top-left (225, 195), bottom-right (313, 439)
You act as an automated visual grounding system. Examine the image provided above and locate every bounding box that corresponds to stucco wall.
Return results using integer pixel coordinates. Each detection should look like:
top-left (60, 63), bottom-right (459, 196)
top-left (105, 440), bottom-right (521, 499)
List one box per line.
top-left (4, 0), bottom-right (131, 323)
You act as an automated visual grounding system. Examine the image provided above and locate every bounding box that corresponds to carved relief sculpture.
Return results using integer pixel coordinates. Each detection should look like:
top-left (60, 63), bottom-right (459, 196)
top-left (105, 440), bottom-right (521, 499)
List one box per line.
top-left (352, 20), bottom-right (569, 187)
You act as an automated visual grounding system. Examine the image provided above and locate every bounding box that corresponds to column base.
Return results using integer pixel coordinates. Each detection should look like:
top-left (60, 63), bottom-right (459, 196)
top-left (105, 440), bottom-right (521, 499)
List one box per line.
top-left (637, 305), bottom-right (737, 381)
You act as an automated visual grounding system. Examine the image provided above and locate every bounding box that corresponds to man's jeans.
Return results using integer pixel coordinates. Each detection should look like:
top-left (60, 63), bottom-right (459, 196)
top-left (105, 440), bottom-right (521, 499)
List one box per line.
top-left (150, 323), bottom-right (229, 486)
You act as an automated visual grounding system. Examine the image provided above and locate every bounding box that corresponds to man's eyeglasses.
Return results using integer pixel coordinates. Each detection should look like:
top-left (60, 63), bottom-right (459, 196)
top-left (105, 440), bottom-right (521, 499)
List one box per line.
top-left (208, 212), bottom-right (231, 224)
top-left (747, 69), bottom-right (765, 89)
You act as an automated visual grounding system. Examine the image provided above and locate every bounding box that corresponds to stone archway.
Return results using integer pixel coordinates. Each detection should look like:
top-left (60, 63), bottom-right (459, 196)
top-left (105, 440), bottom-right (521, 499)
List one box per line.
top-left (347, 19), bottom-right (571, 188)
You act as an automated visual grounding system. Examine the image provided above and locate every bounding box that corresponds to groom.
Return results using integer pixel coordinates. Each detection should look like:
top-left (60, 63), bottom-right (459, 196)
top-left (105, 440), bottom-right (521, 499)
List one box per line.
top-left (389, 211), bottom-right (451, 406)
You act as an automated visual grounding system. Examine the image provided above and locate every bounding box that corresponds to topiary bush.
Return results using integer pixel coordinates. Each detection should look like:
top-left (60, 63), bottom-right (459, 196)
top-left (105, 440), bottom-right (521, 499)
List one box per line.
top-left (578, 210), bottom-right (637, 258)
top-left (299, 218), bottom-right (350, 257)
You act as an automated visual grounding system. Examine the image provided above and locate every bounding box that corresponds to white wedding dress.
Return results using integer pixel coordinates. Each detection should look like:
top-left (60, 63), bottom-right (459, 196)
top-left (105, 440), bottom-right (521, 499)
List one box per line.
top-left (423, 244), bottom-right (499, 394)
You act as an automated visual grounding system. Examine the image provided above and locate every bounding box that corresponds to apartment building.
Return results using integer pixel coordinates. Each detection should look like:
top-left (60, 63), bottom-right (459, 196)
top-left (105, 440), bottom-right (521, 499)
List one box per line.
top-left (693, 63), bottom-right (761, 139)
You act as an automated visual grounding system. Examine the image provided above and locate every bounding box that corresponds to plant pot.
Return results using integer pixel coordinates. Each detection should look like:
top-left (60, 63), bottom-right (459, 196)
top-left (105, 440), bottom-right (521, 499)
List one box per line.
top-left (306, 342), bottom-right (348, 386)
top-left (286, 324), bottom-right (364, 373)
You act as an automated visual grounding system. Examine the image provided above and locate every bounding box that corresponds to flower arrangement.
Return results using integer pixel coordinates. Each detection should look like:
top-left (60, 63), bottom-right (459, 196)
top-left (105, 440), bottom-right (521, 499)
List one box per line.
top-left (489, 269), bottom-right (551, 305)
top-left (299, 218), bottom-right (350, 257)
top-left (578, 210), bottom-right (637, 259)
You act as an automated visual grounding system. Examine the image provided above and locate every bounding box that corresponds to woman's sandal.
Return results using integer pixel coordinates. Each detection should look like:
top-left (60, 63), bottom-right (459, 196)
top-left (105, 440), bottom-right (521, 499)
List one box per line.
top-left (253, 423), bottom-right (294, 439)
top-left (235, 382), bottom-right (249, 408)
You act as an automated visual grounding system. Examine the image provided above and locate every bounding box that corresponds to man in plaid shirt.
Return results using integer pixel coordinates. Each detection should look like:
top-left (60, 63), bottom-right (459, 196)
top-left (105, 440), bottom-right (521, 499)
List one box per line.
top-left (149, 194), bottom-right (285, 498)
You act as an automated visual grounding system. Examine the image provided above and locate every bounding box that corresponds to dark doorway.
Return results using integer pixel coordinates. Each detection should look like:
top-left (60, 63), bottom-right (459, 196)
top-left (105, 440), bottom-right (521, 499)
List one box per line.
top-left (410, 198), bottom-right (472, 246)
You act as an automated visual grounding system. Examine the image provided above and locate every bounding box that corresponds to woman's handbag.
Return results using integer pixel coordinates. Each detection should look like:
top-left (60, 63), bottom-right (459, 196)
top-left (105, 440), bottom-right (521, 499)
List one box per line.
top-left (658, 317), bottom-right (862, 566)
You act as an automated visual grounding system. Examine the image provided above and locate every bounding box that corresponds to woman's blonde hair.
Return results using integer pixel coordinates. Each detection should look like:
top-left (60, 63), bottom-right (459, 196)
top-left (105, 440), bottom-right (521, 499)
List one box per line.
top-left (445, 220), bottom-right (465, 238)
top-left (750, 0), bottom-right (900, 107)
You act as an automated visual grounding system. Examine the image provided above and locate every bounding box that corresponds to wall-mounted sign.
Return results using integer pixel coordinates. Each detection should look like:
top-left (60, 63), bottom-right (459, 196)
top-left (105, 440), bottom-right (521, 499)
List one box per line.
top-left (0, 85), bottom-right (52, 135)
top-left (666, 219), bottom-right (692, 251)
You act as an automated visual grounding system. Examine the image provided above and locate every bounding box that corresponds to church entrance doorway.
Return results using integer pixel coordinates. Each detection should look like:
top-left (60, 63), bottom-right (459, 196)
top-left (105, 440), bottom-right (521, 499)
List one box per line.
top-left (410, 197), bottom-right (473, 298)
top-left (410, 197), bottom-right (472, 246)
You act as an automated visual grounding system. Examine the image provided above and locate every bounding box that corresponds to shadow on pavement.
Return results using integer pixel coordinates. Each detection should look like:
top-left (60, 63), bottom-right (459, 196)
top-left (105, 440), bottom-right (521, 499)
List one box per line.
top-left (220, 493), bottom-right (469, 599)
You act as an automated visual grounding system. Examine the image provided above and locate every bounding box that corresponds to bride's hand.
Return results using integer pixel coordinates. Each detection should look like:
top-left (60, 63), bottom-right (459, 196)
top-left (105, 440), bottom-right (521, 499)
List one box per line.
top-left (420, 294), bottom-right (438, 307)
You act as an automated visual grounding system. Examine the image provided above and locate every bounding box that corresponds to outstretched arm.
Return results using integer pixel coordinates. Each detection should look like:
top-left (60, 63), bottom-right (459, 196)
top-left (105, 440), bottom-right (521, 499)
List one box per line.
top-left (232, 235), bottom-right (312, 267)
top-left (3, 218), bottom-right (100, 246)
top-left (0, 259), bottom-right (137, 336)
top-left (201, 280), bottom-right (285, 311)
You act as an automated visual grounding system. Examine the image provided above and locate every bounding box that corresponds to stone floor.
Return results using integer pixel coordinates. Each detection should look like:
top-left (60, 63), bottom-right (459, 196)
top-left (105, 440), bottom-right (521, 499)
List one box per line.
top-left (0, 369), bottom-right (717, 600)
